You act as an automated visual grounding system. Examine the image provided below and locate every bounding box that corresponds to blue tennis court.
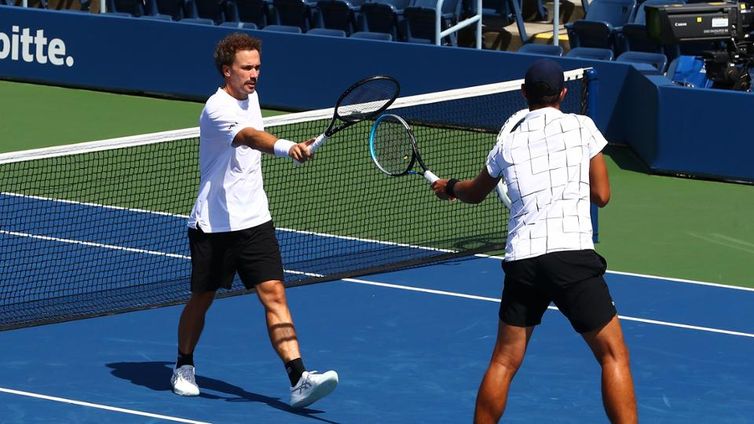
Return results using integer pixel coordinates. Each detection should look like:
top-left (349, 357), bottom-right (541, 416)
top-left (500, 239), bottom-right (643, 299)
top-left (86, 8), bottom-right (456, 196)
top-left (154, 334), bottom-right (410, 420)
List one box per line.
top-left (1, 250), bottom-right (752, 422)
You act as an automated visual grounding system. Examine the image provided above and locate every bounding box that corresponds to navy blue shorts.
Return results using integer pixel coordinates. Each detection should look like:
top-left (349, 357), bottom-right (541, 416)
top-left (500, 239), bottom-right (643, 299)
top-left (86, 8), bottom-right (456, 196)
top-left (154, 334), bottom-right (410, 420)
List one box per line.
top-left (188, 220), bottom-right (285, 293)
top-left (500, 249), bottom-right (616, 333)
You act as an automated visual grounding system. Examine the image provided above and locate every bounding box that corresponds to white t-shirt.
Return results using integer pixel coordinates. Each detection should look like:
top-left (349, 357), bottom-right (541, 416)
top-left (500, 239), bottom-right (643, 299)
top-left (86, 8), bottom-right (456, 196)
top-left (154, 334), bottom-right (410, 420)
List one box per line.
top-left (187, 88), bottom-right (271, 233)
top-left (486, 107), bottom-right (607, 261)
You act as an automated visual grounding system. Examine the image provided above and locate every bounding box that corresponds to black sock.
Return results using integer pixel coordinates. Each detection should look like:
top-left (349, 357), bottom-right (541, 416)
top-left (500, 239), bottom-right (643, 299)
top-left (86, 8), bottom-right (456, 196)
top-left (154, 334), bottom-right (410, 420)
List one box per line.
top-left (177, 351), bottom-right (194, 368)
top-left (285, 358), bottom-right (306, 386)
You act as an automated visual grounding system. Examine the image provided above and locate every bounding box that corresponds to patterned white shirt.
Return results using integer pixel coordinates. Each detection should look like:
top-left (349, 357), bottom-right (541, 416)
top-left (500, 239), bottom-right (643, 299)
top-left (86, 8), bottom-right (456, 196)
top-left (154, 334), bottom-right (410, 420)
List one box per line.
top-left (486, 107), bottom-right (607, 261)
top-left (187, 88), bottom-right (271, 233)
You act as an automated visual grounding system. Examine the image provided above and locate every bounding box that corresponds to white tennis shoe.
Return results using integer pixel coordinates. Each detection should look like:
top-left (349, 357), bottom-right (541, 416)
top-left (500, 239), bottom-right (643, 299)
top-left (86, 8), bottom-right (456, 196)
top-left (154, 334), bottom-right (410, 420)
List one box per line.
top-left (171, 365), bottom-right (200, 396)
top-left (290, 370), bottom-right (338, 408)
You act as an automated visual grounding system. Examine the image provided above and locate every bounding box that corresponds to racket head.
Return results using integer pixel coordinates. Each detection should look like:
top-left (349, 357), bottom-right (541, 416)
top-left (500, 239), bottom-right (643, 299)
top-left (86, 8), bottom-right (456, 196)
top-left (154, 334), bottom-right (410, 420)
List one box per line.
top-left (334, 76), bottom-right (400, 125)
top-left (369, 113), bottom-right (417, 177)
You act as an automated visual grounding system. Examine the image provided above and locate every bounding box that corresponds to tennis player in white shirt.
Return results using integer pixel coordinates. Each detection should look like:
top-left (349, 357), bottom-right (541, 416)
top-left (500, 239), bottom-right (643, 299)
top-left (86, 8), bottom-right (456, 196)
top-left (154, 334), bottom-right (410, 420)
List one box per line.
top-left (170, 33), bottom-right (338, 410)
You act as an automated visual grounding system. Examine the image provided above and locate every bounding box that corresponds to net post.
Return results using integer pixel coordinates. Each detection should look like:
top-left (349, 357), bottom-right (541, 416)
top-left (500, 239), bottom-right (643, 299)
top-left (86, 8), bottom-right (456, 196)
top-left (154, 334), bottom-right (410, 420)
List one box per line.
top-left (583, 68), bottom-right (599, 119)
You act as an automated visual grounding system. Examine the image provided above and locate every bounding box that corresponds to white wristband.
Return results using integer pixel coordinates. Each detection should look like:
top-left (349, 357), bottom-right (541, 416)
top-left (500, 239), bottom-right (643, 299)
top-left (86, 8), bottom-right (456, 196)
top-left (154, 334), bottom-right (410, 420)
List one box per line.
top-left (273, 139), bottom-right (296, 158)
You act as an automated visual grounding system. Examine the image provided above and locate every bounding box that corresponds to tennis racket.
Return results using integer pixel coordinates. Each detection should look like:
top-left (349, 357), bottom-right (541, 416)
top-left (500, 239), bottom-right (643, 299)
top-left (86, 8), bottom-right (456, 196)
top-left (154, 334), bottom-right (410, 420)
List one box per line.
top-left (368, 113), bottom-right (439, 184)
top-left (297, 75), bottom-right (400, 164)
top-left (494, 108), bottom-right (529, 209)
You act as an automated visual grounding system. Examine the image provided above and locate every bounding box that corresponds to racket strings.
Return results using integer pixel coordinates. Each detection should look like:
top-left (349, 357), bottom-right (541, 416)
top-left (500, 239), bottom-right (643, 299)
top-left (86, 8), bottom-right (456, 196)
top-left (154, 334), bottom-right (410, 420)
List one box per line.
top-left (338, 79), bottom-right (399, 121)
top-left (372, 118), bottom-right (414, 175)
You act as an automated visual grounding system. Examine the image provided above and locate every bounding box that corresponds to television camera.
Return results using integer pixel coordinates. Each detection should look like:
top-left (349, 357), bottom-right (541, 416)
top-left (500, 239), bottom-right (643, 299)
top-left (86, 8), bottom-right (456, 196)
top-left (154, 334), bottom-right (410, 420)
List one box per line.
top-left (645, 1), bottom-right (754, 90)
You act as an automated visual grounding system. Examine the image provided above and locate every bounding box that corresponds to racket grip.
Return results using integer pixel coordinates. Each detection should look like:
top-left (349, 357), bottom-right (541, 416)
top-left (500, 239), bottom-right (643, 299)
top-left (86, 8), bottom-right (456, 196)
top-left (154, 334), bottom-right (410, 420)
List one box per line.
top-left (309, 133), bottom-right (328, 154)
top-left (294, 133), bottom-right (328, 166)
top-left (423, 170), bottom-right (440, 184)
top-left (496, 180), bottom-right (512, 209)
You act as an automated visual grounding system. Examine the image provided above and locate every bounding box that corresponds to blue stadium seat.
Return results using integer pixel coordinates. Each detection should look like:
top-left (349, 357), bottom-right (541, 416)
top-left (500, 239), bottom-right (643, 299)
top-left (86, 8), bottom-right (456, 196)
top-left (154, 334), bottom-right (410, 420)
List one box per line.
top-left (565, 0), bottom-right (637, 51)
top-left (358, 2), bottom-right (402, 41)
top-left (314, 0), bottom-right (357, 34)
top-left (566, 46), bottom-right (614, 61)
top-left (189, 0), bottom-right (230, 24)
top-left (481, 0), bottom-right (512, 21)
top-left (179, 16), bottom-right (216, 24)
top-left (370, 0), bottom-right (410, 10)
top-left (403, 0), bottom-right (463, 45)
top-left (479, 0), bottom-right (530, 45)
top-left (517, 43), bottom-right (564, 56)
top-left (146, 0), bottom-right (191, 20)
top-left (219, 20), bottom-right (259, 28)
top-left (107, 0), bottom-right (145, 16)
top-left (308, 27), bottom-right (348, 36)
top-left (619, 0), bottom-right (684, 53)
top-left (480, 0), bottom-right (503, 15)
top-left (231, 0), bottom-right (271, 28)
top-left (140, 13), bottom-right (175, 20)
top-left (521, 0), bottom-right (548, 21)
top-left (411, 0), bottom-right (460, 16)
top-left (350, 30), bottom-right (393, 40)
top-left (666, 55), bottom-right (713, 88)
top-left (272, 0), bottom-right (313, 31)
top-left (263, 23), bottom-right (304, 32)
top-left (616, 51), bottom-right (668, 73)
top-left (359, 0), bottom-right (414, 15)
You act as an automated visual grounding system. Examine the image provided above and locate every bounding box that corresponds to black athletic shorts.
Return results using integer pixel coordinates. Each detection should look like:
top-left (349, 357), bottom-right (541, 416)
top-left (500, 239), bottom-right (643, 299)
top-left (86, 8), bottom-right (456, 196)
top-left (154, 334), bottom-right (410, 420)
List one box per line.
top-left (499, 249), bottom-right (616, 334)
top-left (188, 220), bottom-right (285, 293)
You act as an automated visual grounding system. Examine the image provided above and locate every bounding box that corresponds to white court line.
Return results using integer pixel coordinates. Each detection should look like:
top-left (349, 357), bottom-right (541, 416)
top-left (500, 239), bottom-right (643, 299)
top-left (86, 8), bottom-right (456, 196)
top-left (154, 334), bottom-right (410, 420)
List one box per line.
top-left (0, 231), bottom-right (335, 279)
top-left (342, 277), bottom-right (754, 339)
top-left (687, 232), bottom-right (754, 255)
top-left (473, 253), bottom-right (754, 292)
top-left (604, 269), bottom-right (754, 292)
top-left (1, 191), bottom-right (450, 254)
top-left (0, 230), bottom-right (191, 260)
top-left (0, 387), bottom-right (211, 424)
top-left (343, 277), bottom-right (496, 302)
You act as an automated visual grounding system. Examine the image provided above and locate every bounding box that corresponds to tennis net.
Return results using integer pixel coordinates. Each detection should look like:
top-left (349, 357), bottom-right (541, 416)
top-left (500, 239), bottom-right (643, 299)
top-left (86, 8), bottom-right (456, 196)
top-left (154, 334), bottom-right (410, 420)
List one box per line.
top-left (0, 68), bottom-right (594, 330)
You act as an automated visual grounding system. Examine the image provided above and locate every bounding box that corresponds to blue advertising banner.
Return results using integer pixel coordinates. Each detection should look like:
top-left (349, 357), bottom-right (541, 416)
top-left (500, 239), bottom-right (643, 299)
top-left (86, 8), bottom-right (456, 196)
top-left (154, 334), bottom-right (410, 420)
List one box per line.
top-left (0, 7), bottom-right (224, 101)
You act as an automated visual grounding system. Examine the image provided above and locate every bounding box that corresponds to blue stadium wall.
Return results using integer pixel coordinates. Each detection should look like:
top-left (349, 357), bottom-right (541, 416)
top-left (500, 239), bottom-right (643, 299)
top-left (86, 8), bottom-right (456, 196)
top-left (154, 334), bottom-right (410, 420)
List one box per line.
top-left (1, 6), bottom-right (753, 183)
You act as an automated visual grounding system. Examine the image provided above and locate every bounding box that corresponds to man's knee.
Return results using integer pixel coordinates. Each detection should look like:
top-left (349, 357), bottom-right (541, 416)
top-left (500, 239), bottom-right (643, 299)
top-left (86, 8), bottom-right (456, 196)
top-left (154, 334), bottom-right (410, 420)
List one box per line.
top-left (583, 316), bottom-right (631, 364)
top-left (257, 280), bottom-right (288, 308)
top-left (491, 322), bottom-right (531, 370)
top-left (491, 350), bottom-right (526, 372)
top-left (187, 291), bottom-right (216, 310)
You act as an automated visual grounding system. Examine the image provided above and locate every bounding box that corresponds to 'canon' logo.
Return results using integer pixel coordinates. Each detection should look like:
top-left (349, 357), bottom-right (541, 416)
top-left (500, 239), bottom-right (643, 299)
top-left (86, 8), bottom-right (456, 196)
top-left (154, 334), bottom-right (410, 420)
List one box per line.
top-left (0, 26), bottom-right (74, 67)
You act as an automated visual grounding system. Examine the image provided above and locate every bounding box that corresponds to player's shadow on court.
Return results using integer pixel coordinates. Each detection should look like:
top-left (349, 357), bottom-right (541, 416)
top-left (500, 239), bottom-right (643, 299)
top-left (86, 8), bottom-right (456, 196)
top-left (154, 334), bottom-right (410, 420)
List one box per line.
top-left (106, 361), bottom-right (339, 423)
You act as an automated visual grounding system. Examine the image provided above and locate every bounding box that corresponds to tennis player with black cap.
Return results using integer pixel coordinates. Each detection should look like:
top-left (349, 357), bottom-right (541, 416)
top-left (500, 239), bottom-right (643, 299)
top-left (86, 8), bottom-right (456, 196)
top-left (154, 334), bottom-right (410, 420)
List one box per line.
top-left (432, 59), bottom-right (637, 423)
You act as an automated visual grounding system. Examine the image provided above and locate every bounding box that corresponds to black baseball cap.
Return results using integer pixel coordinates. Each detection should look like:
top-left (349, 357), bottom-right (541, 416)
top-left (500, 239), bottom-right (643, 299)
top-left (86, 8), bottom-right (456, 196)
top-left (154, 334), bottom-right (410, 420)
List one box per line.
top-left (524, 59), bottom-right (565, 98)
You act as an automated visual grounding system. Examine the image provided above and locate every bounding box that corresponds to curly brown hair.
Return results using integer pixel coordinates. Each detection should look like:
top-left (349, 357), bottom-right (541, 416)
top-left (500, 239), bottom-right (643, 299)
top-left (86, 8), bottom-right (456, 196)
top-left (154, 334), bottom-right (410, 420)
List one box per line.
top-left (213, 33), bottom-right (262, 77)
